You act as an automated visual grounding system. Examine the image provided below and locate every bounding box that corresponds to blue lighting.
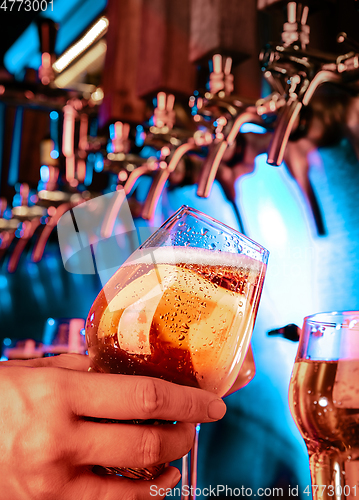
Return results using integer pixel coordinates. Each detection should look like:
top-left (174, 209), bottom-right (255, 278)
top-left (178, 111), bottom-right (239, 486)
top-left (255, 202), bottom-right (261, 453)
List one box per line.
top-left (0, 274), bottom-right (12, 312)
top-left (84, 159), bottom-right (93, 186)
top-left (109, 123), bottom-right (115, 140)
top-left (0, 275), bottom-right (8, 288)
top-left (240, 123), bottom-right (267, 134)
top-left (3, 338), bottom-right (11, 346)
top-left (43, 317), bottom-right (57, 345)
top-left (0, 103), bottom-right (5, 193)
top-left (8, 108), bottom-right (23, 186)
top-left (40, 165), bottom-right (50, 182)
top-left (4, 0), bottom-right (108, 77)
top-left (50, 150), bottom-right (59, 159)
top-left (50, 110), bottom-right (59, 153)
top-left (135, 125), bottom-right (145, 147)
top-left (3, 208), bottom-right (12, 220)
top-left (140, 146), bottom-right (158, 159)
top-left (12, 193), bottom-right (22, 207)
top-left (94, 152), bottom-right (104, 172)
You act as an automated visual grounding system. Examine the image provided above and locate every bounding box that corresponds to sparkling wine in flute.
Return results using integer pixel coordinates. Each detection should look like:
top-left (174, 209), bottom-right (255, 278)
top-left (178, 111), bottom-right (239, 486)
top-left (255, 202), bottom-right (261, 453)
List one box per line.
top-left (85, 205), bottom-right (269, 480)
top-left (289, 312), bottom-right (359, 500)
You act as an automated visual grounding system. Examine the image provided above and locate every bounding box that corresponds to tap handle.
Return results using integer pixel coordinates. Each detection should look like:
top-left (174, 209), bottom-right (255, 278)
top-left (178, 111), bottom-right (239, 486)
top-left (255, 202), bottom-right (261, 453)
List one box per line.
top-left (154, 92), bottom-right (175, 129)
top-left (209, 54), bottom-right (234, 96)
top-left (110, 121), bottom-right (130, 154)
top-left (282, 2), bottom-right (310, 49)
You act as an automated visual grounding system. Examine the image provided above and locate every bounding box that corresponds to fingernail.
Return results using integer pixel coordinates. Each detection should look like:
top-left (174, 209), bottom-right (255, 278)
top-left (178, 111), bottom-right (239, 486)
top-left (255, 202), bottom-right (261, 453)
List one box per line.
top-left (170, 468), bottom-right (181, 485)
top-left (208, 398), bottom-right (226, 419)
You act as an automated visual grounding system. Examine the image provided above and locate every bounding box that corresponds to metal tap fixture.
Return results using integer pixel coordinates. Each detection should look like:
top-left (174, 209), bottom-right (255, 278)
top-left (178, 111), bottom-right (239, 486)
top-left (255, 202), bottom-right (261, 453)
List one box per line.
top-left (196, 54), bottom-right (266, 199)
top-left (141, 92), bottom-right (211, 220)
top-left (260, 1), bottom-right (359, 167)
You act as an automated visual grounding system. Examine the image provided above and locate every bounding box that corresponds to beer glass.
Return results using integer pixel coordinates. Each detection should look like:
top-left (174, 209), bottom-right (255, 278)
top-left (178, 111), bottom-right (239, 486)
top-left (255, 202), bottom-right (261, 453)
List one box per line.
top-left (85, 205), bottom-right (269, 481)
top-left (289, 311), bottom-right (359, 500)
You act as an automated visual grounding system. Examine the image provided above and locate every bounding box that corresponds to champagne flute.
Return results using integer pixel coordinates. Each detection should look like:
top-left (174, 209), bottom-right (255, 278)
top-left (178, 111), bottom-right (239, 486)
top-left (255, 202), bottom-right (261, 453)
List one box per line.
top-left (289, 311), bottom-right (359, 500)
top-left (85, 205), bottom-right (268, 483)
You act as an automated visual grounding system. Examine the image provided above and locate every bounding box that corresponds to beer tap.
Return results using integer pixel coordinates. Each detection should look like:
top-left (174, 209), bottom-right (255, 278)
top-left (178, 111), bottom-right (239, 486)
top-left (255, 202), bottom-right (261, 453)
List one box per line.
top-left (0, 199), bottom-right (20, 263)
top-left (31, 105), bottom-right (96, 264)
top-left (141, 92), bottom-right (213, 220)
top-left (260, 2), bottom-right (359, 167)
top-left (141, 92), bottom-right (180, 220)
top-left (7, 183), bottom-right (47, 273)
top-left (196, 54), bottom-right (266, 199)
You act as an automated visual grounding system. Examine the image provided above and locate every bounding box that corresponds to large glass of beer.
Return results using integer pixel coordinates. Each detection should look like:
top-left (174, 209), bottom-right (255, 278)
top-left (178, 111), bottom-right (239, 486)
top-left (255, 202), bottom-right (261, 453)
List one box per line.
top-left (85, 205), bottom-right (269, 480)
top-left (289, 311), bottom-right (359, 500)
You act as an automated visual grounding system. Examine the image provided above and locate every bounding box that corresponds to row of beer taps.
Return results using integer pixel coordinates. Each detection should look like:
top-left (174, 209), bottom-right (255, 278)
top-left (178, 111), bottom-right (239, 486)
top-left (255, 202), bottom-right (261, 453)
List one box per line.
top-left (2, 1), bottom-right (359, 272)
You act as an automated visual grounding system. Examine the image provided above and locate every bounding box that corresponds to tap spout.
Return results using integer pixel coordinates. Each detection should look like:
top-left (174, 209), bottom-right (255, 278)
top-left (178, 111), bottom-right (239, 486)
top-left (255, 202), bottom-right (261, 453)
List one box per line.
top-left (267, 99), bottom-right (303, 166)
top-left (8, 218), bottom-right (42, 273)
top-left (141, 141), bottom-right (196, 221)
top-left (267, 70), bottom-right (343, 166)
top-left (100, 162), bottom-right (160, 238)
top-left (32, 202), bottom-right (73, 263)
top-left (197, 112), bottom-right (260, 198)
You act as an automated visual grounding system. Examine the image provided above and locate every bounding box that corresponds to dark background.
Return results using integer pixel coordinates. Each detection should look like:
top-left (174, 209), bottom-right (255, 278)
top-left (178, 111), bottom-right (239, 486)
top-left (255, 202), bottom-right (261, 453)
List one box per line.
top-left (0, 10), bottom-right (39, 67)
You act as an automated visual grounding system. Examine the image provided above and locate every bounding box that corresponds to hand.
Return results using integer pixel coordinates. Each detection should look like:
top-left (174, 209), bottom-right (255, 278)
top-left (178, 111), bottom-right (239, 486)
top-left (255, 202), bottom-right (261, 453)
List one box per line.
top-left (0, 354), bottom-right (226, 500)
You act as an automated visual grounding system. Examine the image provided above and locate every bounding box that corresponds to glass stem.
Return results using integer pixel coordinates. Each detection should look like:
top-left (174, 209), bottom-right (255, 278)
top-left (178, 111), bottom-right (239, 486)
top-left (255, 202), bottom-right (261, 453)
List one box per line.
top-left (309, 450), bottom-right (346, 500)
top-left (181, 423), bottom-right (201, 500)
top-left (190, 423), bottom-right (201, 500)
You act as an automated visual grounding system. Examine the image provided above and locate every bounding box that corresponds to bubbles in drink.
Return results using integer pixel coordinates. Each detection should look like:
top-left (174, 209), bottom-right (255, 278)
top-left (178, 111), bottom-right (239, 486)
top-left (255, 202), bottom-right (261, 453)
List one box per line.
top-left (289, 360), bottom-right (359, 456)
top-left (86, 246), bottom-right (265, 396)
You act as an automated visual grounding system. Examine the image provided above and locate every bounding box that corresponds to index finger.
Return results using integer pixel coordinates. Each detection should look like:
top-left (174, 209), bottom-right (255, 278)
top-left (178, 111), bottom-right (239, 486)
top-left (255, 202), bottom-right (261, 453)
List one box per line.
top-left (65, 371), bottom-right (226, 423)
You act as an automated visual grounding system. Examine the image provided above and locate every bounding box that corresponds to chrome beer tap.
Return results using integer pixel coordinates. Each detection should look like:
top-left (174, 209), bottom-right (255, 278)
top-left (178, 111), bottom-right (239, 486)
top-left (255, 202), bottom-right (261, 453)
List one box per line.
top-left (0, 199), bottom-right (21, 263)
top-left (7, 183), bottom-right (47, 273)
top-left (196, 54), bottom-right (266, 199)
top-left (260, 2), bottom-right (359, 167)
top-left (141, 91), bottom-right (215, 220)
top-left (139, 92), bottom-right (195, 220)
